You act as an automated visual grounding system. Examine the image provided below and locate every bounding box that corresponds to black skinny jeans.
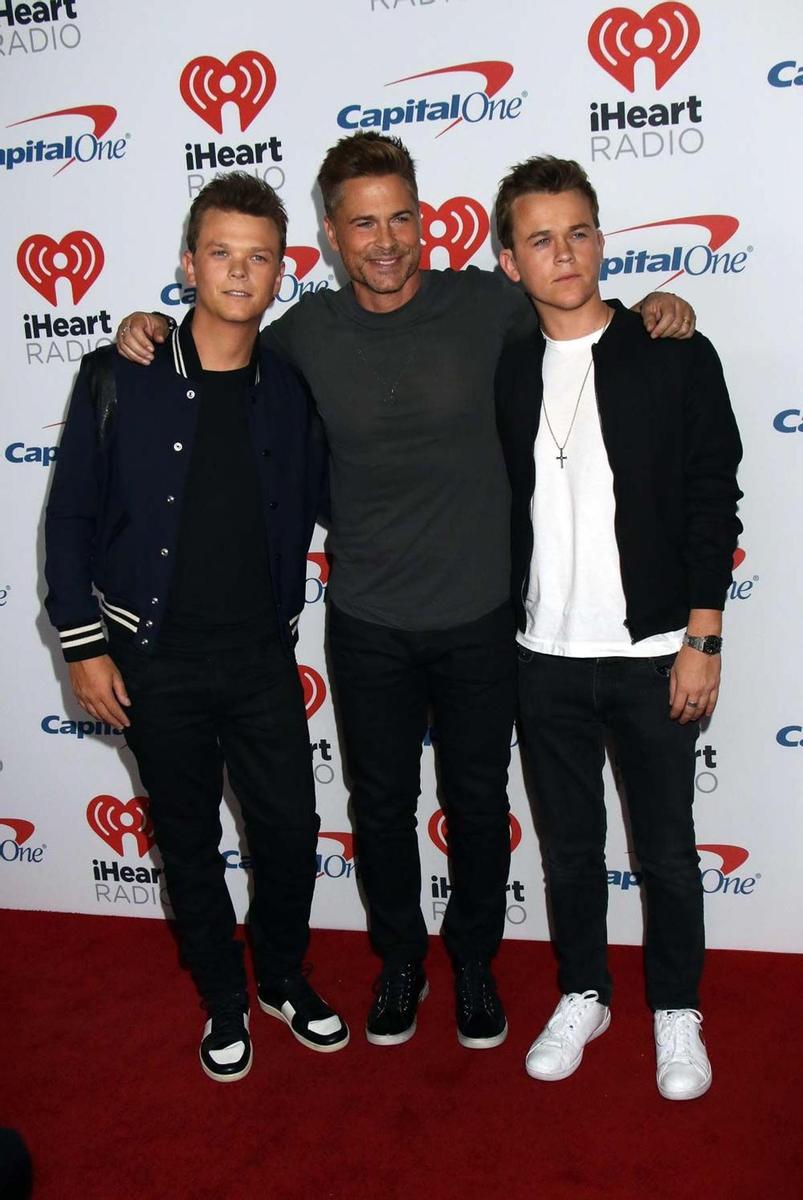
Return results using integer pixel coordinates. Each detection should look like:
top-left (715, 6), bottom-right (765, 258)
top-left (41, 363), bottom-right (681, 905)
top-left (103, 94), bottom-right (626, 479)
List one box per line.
top-left (517, 649), bottom-right (703, 1011)
top-left (328, 601), bottom-right (517, 969)
top-left (114, 636), bottom-right (319, 1007)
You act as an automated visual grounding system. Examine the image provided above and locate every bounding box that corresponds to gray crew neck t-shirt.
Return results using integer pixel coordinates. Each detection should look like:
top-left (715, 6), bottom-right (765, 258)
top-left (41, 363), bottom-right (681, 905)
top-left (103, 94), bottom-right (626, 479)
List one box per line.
top-left (262, 267), bottom-right (535, 631)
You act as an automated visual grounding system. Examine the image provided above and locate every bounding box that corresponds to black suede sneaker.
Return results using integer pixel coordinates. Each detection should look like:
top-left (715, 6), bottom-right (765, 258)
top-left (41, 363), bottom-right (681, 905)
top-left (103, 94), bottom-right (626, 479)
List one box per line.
top-left (366, 961), bottom-right (429, 1046)
top-left (258, 975), bottom-right (349, 1053)
top-left (199, 994), bottom-right (252, 1082)
top-left (455, 961), bottom-right (508, 1049)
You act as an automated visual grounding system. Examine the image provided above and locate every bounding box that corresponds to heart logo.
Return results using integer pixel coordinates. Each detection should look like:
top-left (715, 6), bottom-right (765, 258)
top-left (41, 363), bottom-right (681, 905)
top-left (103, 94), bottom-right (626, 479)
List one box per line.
top-left (588, 4), bottom-right (700, 92)
top-left (732, 548), bottom-right (746, 570)
top-left (179, 51), bottom-right (277, 133)
top-left (86, 794), bottom-right (154, 858)
top-left (428, 810), bottom-right (522, 855)
top-left (284, 246), bottom-right (320, 281)
top-left (298, 664), bottom-right (327, 720)
top-left (17, 231), bottom-right (105, 306)
top-left (419, 197), bottom-right (490, 270)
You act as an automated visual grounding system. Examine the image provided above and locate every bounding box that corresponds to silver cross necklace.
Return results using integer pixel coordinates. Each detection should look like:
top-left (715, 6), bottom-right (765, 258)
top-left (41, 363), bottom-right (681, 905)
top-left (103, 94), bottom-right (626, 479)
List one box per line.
top-left (540, 308), bottom-right (613, 469)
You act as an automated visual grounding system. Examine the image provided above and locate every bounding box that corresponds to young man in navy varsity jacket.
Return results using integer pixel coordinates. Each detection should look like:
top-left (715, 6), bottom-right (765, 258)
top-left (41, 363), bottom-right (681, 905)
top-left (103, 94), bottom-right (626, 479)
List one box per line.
top-left (494, 158), bottom-right (742, 1100)
top-left (45, 173), bottom-right (348, 1082)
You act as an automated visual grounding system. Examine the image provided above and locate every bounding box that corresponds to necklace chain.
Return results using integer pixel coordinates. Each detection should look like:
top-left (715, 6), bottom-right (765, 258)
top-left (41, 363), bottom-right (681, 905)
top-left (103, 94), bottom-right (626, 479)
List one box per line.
top-left (355, 345), bottom-right (414, 403)
top-left (541, 309), bottom-right (613, 469)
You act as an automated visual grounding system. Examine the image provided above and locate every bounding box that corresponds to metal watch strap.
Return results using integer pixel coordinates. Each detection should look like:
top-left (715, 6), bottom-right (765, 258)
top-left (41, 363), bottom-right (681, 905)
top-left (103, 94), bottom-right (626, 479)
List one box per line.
top-left (683, 633), bottom-right (722, 655)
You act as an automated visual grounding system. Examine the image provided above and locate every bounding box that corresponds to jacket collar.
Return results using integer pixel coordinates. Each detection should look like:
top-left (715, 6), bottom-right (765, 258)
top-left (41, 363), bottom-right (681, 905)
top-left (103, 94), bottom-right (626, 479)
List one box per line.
top-left (171, 307), bottom-right (261, 384)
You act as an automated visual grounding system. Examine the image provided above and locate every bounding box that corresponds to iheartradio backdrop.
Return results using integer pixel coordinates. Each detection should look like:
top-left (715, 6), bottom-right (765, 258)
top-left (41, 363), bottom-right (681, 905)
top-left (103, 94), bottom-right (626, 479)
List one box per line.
top-left (1, 0), bottom-right (801, 954)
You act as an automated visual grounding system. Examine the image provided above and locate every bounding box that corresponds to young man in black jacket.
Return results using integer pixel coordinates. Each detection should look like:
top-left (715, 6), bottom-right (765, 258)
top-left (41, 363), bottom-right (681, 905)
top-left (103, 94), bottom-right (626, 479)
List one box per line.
top-left (494, 157), bottom-right (742, 1100)
top-left (44, 174), bottom-right (348, 1082)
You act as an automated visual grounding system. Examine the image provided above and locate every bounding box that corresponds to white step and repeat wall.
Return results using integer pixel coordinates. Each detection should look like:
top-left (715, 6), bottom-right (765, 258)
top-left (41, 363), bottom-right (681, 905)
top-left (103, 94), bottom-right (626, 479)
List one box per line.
top-left (1, 0), bottom-right (801, 953)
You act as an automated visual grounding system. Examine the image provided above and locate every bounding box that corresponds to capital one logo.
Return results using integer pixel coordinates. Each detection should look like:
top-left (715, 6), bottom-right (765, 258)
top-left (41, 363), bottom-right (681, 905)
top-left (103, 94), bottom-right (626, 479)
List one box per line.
top-left (316, 832), bottom-right (356, 879)
top-left (180, 52), bottom-right (277, 134)
top-left (298, 664), bottom-right (327, 720)
top-left (428, 810), bottom-right (522, 855)
top-left (86, 794), bottom-right (154, 858)
top-left (0, 818), bottom-right (35, 846)
top-left (419, 198), bottom-right (489, 270)
top-left (305, 553), bottom-right (331, 605)
top-left (588, 4), bottom-right (700, 92)
top-left (284, 247), bottom-right (319, 281)
top-left (17, 232), bottom-right (105, 305)
top-left (3, 105), bottom-right (121, 177)
top-left (600, 215), bottom-right (744, 288)
top-left (337, 61), bottom-right (522, 139)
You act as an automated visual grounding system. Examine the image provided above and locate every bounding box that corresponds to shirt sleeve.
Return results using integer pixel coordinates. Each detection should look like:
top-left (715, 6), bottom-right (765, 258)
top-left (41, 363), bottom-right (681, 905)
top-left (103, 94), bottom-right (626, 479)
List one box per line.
top-left (44, 355), bottom-right (110, 662)
top-left (682, 334), bottom-right (743, 610)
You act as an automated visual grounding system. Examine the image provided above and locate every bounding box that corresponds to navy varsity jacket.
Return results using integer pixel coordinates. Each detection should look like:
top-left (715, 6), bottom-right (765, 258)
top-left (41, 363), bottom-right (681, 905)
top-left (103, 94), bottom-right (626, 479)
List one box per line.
top-left (44, 311), bottom-right (325, 661)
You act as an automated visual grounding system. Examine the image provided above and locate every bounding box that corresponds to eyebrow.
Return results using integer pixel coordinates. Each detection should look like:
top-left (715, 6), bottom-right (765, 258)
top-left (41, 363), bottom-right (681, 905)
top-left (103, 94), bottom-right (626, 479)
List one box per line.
top-left (207, 240), bottom-right (275, 255)
top-left (527, 222), bottom-right (594, 239)
top-left (349, 208), bottom-right (415, 224)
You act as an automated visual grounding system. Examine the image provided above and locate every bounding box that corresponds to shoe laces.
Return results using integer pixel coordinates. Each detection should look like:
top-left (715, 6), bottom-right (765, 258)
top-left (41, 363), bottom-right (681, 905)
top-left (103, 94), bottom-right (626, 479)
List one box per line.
top-left (656, 1008), bottom-right (703, 1061)
top-left (374, 963), bottom-right (420, 1015)
top-left (457, 961), bottom-right (499, 1019)
top-left (545, 990), bottom-right (601, 1046)
top-left (205, 994), bottom-right (248, 1048)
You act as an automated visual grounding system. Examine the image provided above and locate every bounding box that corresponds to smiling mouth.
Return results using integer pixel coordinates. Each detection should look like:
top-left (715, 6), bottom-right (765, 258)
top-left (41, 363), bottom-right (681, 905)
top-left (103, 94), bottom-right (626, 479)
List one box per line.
top-left (224, 290), bottom-right (252, 298)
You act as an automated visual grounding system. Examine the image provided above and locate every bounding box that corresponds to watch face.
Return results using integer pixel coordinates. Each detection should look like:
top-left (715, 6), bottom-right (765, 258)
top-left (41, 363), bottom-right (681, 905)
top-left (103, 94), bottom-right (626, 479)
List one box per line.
top-left (702, 636), bottom-right (722, 654)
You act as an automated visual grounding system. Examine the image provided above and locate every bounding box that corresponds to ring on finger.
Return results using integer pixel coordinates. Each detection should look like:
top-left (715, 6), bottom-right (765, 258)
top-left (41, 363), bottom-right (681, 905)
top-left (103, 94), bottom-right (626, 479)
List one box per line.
top-left (120, 324), bottom-right (130, 337)
top-left (686, 699), bottom-right (699, 707)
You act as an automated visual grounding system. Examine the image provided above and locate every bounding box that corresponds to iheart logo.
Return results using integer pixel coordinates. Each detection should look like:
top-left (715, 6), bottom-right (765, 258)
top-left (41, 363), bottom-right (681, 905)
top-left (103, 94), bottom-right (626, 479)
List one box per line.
top-left (588, 4), bottom-right (700, 92)
top-left (697, 844), bottom-right (750, 875)
top-left (0, 818), bottom-right (35, 845)
top-left (180, 52), bottom-right (277, 134)
top-left (307, 552), bottom-right (331, 586)
top-left (298, 664), bottom-right (327, 720)
top-left (17, 231), bottom-right (105, 306)
top-left (428, 810), bottom-right (522, 855)
top-left (419, 198), bottom-right (489, 270)
top-left (733, 548), bottom-right (746, 570)
top-left (284, 246), bottom-right (320, 280)
top-left (86, 794), bottom-right (154, 858)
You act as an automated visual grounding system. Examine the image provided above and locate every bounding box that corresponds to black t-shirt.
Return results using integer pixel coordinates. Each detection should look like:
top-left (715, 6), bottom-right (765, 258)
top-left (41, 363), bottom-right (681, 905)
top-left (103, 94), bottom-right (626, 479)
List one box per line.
top-left (263, 268), bottom-right (537, 631)
top-left (158, 363), bottom-right (277, 653)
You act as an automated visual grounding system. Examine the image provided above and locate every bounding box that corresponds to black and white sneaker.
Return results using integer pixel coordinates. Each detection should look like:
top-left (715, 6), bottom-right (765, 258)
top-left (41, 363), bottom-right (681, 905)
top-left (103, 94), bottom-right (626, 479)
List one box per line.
top-left (455, 960), bottom-right (508, 1049)
top-left (366, 961), bottom-right (429, 1046)
top-left (199, 995), bottom-right (253, 1082)
top-left (258, 975), bottom-right (349, 1053)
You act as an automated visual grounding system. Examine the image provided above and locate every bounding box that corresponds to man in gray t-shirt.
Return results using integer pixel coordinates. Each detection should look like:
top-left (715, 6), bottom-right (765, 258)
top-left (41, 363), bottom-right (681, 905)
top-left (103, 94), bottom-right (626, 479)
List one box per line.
top-left (116, 134), bottom-right (695, 1054)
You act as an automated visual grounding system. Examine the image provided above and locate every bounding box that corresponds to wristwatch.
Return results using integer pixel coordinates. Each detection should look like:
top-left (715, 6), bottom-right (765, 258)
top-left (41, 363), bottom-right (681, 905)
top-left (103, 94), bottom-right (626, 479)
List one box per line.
top-left (683, 633), bottom-right (722, 655)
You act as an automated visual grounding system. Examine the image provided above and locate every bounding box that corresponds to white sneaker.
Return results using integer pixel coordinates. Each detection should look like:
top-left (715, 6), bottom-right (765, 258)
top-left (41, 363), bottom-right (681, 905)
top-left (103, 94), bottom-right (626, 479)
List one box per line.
top-left (654, 1008), bottom-right (712, 1100)
top-left (525, 990), bottom-right (611, 1081)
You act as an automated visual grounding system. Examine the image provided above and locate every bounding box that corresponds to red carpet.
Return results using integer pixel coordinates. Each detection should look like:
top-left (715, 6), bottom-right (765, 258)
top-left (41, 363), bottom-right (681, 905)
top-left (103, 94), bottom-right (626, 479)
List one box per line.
top-left (3, 910), bottom-right (801, 1200)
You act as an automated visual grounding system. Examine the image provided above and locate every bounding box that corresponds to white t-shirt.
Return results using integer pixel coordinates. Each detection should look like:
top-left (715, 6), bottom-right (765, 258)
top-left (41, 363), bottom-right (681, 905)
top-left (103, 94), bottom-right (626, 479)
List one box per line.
top-left (517, 322), bottom-right (684, 658)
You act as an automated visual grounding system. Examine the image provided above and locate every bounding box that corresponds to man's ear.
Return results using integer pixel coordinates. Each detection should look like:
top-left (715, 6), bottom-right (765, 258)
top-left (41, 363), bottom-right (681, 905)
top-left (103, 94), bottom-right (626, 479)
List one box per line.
top-left (272, 260), bottom-right (285, 301)
top-left (499, 248), bottom-right (521, 284)
top-left (323, 215), bottom-right (339, 255)
top-left (182, 249), bottom-right (196, 287)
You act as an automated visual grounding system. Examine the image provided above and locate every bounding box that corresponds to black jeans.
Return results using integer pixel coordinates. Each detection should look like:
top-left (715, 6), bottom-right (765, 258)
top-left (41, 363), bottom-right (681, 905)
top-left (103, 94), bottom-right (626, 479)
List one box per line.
top-left (517, 649), bottom-right (703, 1010)
top-left (114, 637), bottom-right (319, 1006)
top-left (328, 601), bottom-right (517, 968)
